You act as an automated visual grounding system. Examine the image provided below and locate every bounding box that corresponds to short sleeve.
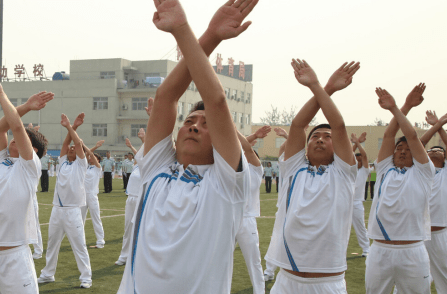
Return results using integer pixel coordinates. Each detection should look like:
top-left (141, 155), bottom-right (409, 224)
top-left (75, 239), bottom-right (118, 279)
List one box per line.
top-left (280, 148), bottom-right (306, 178)
top-left (209, 144), bottom-right (249, 203)
top-left (375, 155), bottom-right (394, 176)
top-left (18, 151), bottom-right (41, 179)
top-left (249, 164), bottom-right (263, 187)
top-left (136, 136), bottom-right (176, 182)
top-left (413, 155), bottom-right (435, 182)
top-left (333, 153), bottom-right (358, 180)
top-left (76, 155), bottom-right (88, 169)
top-left (0, 149), bottom-right (7, 162)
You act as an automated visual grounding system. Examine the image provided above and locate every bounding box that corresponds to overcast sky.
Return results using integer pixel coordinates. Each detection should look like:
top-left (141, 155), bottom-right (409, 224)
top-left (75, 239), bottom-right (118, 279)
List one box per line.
top-left (2, 0), bottom-right (447, 126)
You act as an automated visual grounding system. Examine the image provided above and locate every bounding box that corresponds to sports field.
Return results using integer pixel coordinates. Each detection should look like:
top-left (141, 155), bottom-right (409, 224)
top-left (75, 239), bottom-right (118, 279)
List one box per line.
top-left (32, 177), bottom-right (437, 293)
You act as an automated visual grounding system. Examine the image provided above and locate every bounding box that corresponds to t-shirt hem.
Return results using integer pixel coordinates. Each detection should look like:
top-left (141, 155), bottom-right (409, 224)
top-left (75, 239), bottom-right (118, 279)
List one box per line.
top-left (368, 234), bottom-right (429, 241)
top-left (0, 239), bottom-right (37, 246)
top-left (264, 257), bottom-right (347, 273)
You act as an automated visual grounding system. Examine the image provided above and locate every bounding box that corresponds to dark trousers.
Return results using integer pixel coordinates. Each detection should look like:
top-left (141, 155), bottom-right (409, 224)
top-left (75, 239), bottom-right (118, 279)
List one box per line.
top-left (265, 176), bottom-right (272, 193)
top-left (41, 170), bottom-right (49, 192)
top-left (275, 177), bottom-right (279, 192)
top-left (364, 182), bottom-right (369, 200)
top-left (123, 172), bottom-right (131, 190)
top-left (104, 172), bottom-right (112, 193)
top-left (370, 181), bottom-right (376, 199)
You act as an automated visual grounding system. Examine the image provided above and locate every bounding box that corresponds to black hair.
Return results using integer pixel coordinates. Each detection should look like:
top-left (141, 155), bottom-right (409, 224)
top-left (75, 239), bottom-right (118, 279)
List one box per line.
top-left (94, 153), bottom-right (101, 162)
top-left (128, 152), bottom-right (134, 156)
top-left (429, 145), bottom-right (446, 152)
top-left (395, 136), bottom-right (407, 148)
top-left (25, 128), bottom-right (48, 159)
top-left (307, 124), bottom-right (331, 142)
top-left (188, 101), bottom-right (205, 115)
top-left (355, 153), bottom-right (362, 157)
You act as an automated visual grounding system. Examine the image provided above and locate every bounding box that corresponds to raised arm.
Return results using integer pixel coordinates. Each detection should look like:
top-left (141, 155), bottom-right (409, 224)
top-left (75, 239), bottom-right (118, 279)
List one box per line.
top-left (83, 143), bottom-right (101, 168)
top-left (0, 85), bottom-right (34, 160)
top-left (351, 133), bottom-right (369, 168)
top-left (145, 0), bottom-right (258, 156)
top-left (125, 138), bottom-right (138, 155)
top-left (237, 129), bottom-right (260, 166)
top-left (90, 140), bottom-right (105, 153)
top-left (291, 59), bottom-right (355, 165)
top-left (377, 88), bottom-right (428, 164)
top-left (246, 125), bottom-right (271, 143)
top-left (422, 111), bottom-right (447, 147)
top-left (377, 83), bottom-right (425, 162)
top-left (61, 114), bottom-right (85, 159)
top-left (285, 61), bottom-right (360, 160)
top-left (60, 113), bottom-right (84, 157)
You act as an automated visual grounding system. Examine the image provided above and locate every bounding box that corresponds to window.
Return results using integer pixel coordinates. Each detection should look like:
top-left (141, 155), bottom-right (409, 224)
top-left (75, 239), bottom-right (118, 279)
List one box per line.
top-left (225, 88), bottom-right (230, 99)
top-left (276, 137), bottom-right (287, 148)
top-left (93, 124), bottom-right (107, 137)
top-left (247, 93), bottom-right (251, 103)
top-left (131, 124), bottom-right (147, 137)
top-left (132, 98), bottom-right (147, 110)
top-left (177, 102), bottom-right (184, 114)
top-left (232, 89), bottom-right (238, 100)
top-left (231, 111), bottom-right (237, 122)
top-left (187, 103), bottom-right (194, 114)
top-left (378, 138), bottom-right (383, 150)
top-left (246, 114), bottom-right (251, 125)
top-left (93, 97), bottom-right (108, 110)
top-left (239, 113), bottom-right (244, 124)
top-left (100, 71), bottom-right (115, 79)
top-left (241, 91), bottom-right (245, 100)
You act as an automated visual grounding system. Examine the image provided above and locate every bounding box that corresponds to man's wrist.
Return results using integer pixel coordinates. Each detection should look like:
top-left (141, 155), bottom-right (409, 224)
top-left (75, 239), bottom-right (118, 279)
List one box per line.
top-left (323, 85), bottom-right (336, 96)
top-left (172, 23), bottom-right (191, 39)
top-left (308, 82), bottom-right (324, 93)
top-left (201, 29), bottom-right (222, 48)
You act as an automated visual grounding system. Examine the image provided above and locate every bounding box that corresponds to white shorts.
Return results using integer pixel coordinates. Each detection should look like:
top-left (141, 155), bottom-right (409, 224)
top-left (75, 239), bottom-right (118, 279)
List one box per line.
top-left (365, 241), bottom-right (430, 294)
top-left (270, 269), bottom-right (346, 294)
top-left (0, 245), bottom-right (38, 294)
top-left (425, 228), bottom-right (447, 293)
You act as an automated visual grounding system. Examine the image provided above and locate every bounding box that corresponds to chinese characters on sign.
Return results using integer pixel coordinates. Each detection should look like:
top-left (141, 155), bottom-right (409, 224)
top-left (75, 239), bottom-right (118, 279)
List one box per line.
top-left (216, 54), bottom-right (223, 73)
top-left (239, 61), bottom-right (245, 80)
top-left (214, 54), bottom-right (246, 80)
top-left (0, 64), bottom-right (48, 81)
top-left (228, 58), bottom-right (234, 77)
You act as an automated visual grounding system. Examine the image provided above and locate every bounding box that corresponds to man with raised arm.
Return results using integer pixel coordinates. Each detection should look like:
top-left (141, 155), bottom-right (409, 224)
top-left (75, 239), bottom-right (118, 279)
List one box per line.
top-left (0, 86), bottom-right (52, 294)
top-left (116, 99), bottom-right (151, 266)
top-left (365, 85), bottom-right (435, 294)
top-left (351, 132), bottom-right (371, 257)
top-left (38, 113), bottom-right (93, 289)
top-left (414, 110), bottom-right (447, 293)
top-left (266, 60), bottom-right (359, 293)
top-left (81, 140), bottom-right (106, 249)
top-left (117, 0), bottom-right (257, 292)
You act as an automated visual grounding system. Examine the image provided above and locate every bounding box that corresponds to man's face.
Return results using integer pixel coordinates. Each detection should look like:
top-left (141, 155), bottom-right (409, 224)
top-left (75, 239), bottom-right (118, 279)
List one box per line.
top-left (175, 110), bottom-right (213, 164)
top-left (106, 152), bottom-right (110, 159)
top-left (8, 139), bottom-right (19, 158)
top-left (393, 141), bottom-right (413, 168)
top-left (356, 155), bottom-right (363, 168)
top-left (306, 128), bottom-right (334, 165)
top-left (124, 155), bottom-right (128, 160)
top-left (67, 145), bottom-right (76, 160)
top-left (428, 148), bottom-right (445, 164)
top-left (128, 154), bottom-right (134, 160)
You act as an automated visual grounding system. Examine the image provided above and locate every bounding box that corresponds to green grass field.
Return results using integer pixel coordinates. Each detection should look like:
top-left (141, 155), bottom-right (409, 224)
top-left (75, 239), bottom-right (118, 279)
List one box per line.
top-left (32, 177), bottom-right (437, 293)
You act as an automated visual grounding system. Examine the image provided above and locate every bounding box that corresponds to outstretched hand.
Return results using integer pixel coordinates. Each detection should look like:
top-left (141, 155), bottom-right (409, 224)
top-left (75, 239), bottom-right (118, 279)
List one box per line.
top-left (145, 97), bottom-right (154, 116)
top-left (405, 83), bottom-right (425, 108)
top-left (326, 62), bottom-right (360, 93)
top-left (350, 133), bottom-right (359, 144)
top-left (425, 110), bottom-right (438, 126)
top-left (274, 127), bottom-right (288, 139)
top-left (95, 140), bottom-right (105, 148)
top-left (26, 91), bottom-right (55, 111)
top-left (376, 88), bottom-right (396, 110)
top-left (61, 114), bottom-right (70, 128)
top-left (291, 59), bottom-right (319, 88)
top-left (358, 132), bottom-right (367, 143)
top-left (439, 113), bottom-right (447, 125)
top-left (138, 128), bottom-right (146, 140)
top-left (207, 0), bottom-right (258, 41)
top-left (255, 125), bottom-right (271, 138)
top-left (73, 113), bottom-right (85, 129)
top-left (125, 138), bottom-right (132, 148)
top-left (152, 0), bottom-right (187, 33)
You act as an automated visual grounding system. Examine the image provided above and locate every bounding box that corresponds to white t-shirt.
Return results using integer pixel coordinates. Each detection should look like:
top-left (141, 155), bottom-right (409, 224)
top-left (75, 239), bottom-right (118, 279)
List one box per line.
top-left (53, 155), bottom-right (88, 207)
top-left (244, 164), bottom-right (263, 217)
top-left (428, 161), bottom-right (447, 227)
top-left (367, 155), bottom-right (435, 241)
top-left (118, 135), bottom-right (248, 294)
top-left (354, 166), bottom-right (371, 202)
top-left (0, 149), bottom-right (41, 246)
top-left (265, 149), bottom-right (357, 273)
top-left (84, 165), bottom-right (102, 195)
top-left (126, 164), bottom-right (141, 198)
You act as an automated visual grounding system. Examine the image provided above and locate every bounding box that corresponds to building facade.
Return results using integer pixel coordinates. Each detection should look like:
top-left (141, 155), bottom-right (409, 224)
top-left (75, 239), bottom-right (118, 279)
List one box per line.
top-left (1, 58), bottom-right (253, 156)
top-left (252, 124), bottom-right (444, 163)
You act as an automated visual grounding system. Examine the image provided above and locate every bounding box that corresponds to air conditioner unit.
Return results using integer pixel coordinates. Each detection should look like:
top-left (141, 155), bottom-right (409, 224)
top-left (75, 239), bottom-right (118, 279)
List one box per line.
top-left (122, 104), bottom-right (128, 110)
top-left (237, 98), bottom-right (241, 102)
top-left (245, 100), bottom-right (249, 104)
top-left (178, 114), bottom-right (184, 121)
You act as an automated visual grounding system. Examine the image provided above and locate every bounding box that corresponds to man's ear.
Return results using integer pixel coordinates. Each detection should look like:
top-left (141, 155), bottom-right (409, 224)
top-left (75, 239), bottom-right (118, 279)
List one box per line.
top-left (33, 147), bottom-right (38, 154)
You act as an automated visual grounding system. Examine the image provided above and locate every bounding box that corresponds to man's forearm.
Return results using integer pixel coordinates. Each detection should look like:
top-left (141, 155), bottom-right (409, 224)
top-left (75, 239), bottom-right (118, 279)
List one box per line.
top-left (0, 103), bottom-right (31, 133)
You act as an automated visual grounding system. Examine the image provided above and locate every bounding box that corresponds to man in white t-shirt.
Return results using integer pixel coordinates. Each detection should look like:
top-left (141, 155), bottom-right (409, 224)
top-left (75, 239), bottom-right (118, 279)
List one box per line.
top-left (81, 141), bottom-right (105, 249)
top-left (235, 130), bottom-right (265, 294)
top-left (117, 1), bottom-right (258, 292)
top-left (0, 86), bottom-right (53, 293)
top-left (38, 113), bottom-right (93, 289)
top-left (266, 59), bottom-right (360, 294)
top-left (365, 85), bottom-right (435, 294)
top-left (351, 132), bottom-right (371, 256)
